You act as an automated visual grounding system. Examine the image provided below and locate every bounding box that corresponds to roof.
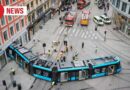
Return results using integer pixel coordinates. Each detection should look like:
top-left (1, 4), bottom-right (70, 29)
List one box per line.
top-left (94, 16), bottom-right (102, 20)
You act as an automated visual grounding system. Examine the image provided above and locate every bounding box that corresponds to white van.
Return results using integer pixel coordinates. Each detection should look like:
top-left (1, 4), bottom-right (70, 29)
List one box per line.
top-left (100, 15), bottom-right (111, 24)
top-left (93, 16), bottom-right (104, 26)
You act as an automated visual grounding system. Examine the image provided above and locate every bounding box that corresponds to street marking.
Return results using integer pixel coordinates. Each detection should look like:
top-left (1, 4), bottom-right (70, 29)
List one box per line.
top-left (73, 28), bottom-right (76, 33)
top-left (95, 36), bottom-right (98, 39)
top-left (81, 32), bottom-right (85, 38)
top-left (84, 35), bottom-right (87, 39)
top-left (88, 34), bottom-right (91, 38)
top-left (75, 30), bottom-right (80, 37)
top-left (92, 33), bottom-right (95, 36)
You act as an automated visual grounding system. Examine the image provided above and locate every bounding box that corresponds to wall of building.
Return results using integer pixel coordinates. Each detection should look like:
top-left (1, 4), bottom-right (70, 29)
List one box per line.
top-left (0, 0), bottom-right (28, 69)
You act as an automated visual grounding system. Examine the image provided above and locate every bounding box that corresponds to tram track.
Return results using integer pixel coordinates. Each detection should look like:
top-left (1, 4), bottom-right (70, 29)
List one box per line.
top-left (54, 27), bottom-right (72, 60)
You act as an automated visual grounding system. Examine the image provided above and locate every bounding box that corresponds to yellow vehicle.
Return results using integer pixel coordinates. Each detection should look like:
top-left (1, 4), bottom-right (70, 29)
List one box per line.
top-left (80, 10), bottom-right (90, 26)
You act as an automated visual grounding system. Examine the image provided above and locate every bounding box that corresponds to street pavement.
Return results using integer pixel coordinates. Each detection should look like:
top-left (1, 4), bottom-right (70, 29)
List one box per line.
top-left (28, 0), bottom-right (130, 90)
top-left (0, 61), bottom-right (35, 90)
top-left (1, 0), bottom-right (130, 90)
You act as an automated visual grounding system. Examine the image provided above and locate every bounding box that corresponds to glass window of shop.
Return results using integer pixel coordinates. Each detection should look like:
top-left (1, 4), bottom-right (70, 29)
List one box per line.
top-left (112, 0), bottom-right (116, 5)
top-left (116, 0), bottom-right (120, 8)
top-left (0, 53), bottom-right (6, 69)
top-left (129, 7), bottom-right (130, 14)
top-left (121, 2), bottom-right (127, 12)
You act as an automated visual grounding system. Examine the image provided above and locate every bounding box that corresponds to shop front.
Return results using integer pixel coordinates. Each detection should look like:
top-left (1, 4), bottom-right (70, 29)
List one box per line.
top-left (0, 51), bottom-right (7, 70)
top-left (113, 11), bottom-right (130, 36)
top-left (44, 8), bottom-right (52, 23)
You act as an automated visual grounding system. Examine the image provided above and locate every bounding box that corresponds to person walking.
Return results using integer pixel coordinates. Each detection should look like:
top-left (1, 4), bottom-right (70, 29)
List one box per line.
top-left (82, 42), bottom-right (84, 49)
top-left (70, 45), bottom-right (73, 51)
top-left (95, 46), bottom-right (98, 54)
top-left (95, 25), bottom-right (98, 31)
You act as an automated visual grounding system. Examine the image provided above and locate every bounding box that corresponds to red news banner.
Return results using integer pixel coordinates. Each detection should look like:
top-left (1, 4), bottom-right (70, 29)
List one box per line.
top-left (0, 5), bottom-right (27, 18)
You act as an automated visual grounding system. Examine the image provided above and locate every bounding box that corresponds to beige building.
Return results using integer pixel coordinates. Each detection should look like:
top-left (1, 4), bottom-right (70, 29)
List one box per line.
top-left (24, 0), bottom-right (62, 40)
top-left (110, 0), bottom-right (130, 36)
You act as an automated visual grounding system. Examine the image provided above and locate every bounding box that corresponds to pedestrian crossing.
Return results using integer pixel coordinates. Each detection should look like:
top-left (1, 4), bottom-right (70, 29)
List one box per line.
top-left (55, 27), bottom-right (101, 40)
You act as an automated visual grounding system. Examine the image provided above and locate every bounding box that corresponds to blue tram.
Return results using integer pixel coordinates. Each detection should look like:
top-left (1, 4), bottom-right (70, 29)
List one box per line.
top-left (7, 44), bottom-right (121, 83)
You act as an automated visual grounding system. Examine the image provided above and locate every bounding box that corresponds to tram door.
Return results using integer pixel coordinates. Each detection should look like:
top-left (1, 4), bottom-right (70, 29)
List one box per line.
top-left (79, 70), bottom-right (88, 80)
top-left (108, 65), bottom-right (115, 75)
top-left (60, 72), bottom-right (68, 82)
top-left (79, 70), bottom-right (87, 80)
top-left (24, 62), bottom-right (29, 73)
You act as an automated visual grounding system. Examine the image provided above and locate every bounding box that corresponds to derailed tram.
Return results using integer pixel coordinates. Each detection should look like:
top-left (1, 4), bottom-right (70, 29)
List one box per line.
top-left (7, 45), bottom-right (121, 83)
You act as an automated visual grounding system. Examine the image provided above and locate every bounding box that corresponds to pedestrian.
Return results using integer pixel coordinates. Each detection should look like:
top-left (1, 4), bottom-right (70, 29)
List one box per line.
top-left (104, 30), bottom-right (107, 41)
top-left (66, 46), bottom-right (68, 52)
top-left (107, 3), bottom-right (109, 10)
top-left (95, 25), bottom-right (98, 31)
top-left (63, 56), bottom-right (66, 62)
top-left (59, 17), bottom-right (62, 21)
top-left (58, 9), bottom-right (60, 15)
top-left (95, 46), bottom-right (98, 54)
top-left (70, 45), bottom-right (73, 51)
top-left (82, 42), bottom-right (84, 48)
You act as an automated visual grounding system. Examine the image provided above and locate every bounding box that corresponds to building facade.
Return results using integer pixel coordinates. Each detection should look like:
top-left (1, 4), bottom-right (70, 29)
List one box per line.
top-left (110, 0), bottom-right (130, 36)
top-left (0, 0), bottom-right (29, 70)
top-left (0, 0), bottom-right (62, 69)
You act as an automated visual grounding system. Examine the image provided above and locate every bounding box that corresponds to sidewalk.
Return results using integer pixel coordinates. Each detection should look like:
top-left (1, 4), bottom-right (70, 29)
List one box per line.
top-left (0, 61), bottom-right (35, 90)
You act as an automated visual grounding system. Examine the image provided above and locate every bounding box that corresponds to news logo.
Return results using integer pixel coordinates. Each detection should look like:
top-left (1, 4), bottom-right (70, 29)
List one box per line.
top-left (0, 5), bottom-right (4, 18)
top-left (0, 5), bottom-right (27, 19)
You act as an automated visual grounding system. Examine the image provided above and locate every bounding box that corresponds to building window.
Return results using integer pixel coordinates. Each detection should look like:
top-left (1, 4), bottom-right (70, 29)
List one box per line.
top-left (5, 0), bottom-right (9, 5)
top-left (3, 30), bottom-right (8, 41)
top-left (31, 1), bottom-right (33, 7)
top-left (122, 2), bottom-right (127, 12)
top-left (36, 0), bottom-right (38, 4)
top-left (28, 16), bottom-right (31, 22)
top-left (1, 16), bottom-right (6, 26)
top-left (12, 0), bottom-right (16, 2)
top-left (112, 0), bottom-right (116, 5)
top-left (0, 38), bottom-right (1, 45)
top-left (116, 0), bottom-right (120, 8)
top-left (10, 26), bottom-right (14, 36)
top-left (21, 19), bottom-right (24, 27)
top-left (44, 4), bottom-right (46, 10)
top-left (27, 4), bottom-right (29, 10)
top-left (8, 16), bottom-right (12, 22)
top-left (16, 23), bottom-right (20, 31)
top-left (32, 13), bottom-right (35, 22)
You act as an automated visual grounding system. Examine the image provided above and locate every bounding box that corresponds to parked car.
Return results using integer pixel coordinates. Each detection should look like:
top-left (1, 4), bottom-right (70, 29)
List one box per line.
top-left (100, 15), bottom-right (111, 24)
top-left (93, 16), bottom-right (104, 26)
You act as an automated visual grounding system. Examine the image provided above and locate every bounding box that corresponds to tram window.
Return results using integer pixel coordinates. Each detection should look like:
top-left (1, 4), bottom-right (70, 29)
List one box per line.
top-left (17, 56), bottom-right (22, 63)
top-left (64, 72), bottom-right (68, 79)
top-left (94, 68), bottom-right (100, 74)
top-left (43, 71), bottom-right (49, 77)
top-left (116, 63), bottom-right (121, 69)
top-left (82, 70), bottom-right (86, 77)
top-left (35, 69), bottom-right (42, 74)
top-left (102, 68), bottom-right (106, 73)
